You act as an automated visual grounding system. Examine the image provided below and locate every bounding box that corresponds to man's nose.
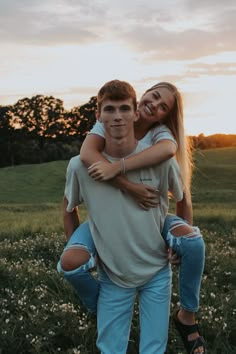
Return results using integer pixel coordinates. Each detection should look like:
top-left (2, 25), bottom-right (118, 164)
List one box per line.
top-left (114, 109), bottom-right (123, 120)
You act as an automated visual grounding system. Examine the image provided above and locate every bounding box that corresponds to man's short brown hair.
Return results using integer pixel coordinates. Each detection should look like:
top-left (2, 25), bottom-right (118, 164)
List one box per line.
top-left (97, 80), bottom-right (137, 113)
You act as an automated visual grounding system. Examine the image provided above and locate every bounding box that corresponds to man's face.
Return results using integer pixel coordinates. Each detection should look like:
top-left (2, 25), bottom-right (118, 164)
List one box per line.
top-left (97, 98), bottom-right (138, 139)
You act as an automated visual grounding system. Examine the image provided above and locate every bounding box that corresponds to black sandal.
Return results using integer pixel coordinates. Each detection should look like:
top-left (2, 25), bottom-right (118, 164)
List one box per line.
top-left (173, 309), bottom-right (207, 354)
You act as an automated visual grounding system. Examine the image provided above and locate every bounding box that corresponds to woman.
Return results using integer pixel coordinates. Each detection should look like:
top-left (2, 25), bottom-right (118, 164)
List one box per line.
top-left (58, 82), bottom-right (206, 354)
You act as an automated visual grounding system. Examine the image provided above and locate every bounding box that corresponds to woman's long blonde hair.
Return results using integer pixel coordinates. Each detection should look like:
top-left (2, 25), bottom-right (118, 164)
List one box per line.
top-left (146, 82), bottom-right (193, 194)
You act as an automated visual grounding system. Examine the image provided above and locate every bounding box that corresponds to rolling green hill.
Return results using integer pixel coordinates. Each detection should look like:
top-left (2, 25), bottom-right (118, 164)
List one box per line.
top-left (0, 160), bottom-right (68, 204)
top-left (192, 146), bottom-right (236, 204)
top-left (1, 147), bottom-right (236, 206)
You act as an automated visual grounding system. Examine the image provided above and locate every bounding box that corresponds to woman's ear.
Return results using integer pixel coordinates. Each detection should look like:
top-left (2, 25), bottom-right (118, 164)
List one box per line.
top-left (134, 109), bottom-right (139, 123)
top-left (96, 111), bottom-right (101, 122)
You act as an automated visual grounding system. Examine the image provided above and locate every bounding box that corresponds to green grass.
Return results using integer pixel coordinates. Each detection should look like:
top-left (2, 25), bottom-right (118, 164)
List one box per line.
top-left (0, 204), bottom-right (88, 238)
top-left (0, 160), bottom-right (68, 204)
top-left (0, 147), bottom-right (236, 353)
top-left (1, 146), bottom-right (235, 206)
top-left (192, 147), bottom-right (236, 204)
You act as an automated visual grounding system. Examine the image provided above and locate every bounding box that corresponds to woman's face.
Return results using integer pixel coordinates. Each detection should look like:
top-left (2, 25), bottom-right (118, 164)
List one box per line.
top-left (138, 86), bottom-right (175, 126)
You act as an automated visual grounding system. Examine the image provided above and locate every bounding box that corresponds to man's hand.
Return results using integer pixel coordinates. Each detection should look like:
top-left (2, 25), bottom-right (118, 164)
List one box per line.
top-left (126, 182), bottom-right (160, 210)
top-left (168, 247), bottom-right (180, 265)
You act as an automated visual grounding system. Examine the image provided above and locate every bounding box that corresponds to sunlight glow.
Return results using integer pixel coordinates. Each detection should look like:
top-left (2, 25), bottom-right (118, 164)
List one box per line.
top-left (1, 43), bottom-right (235, 136)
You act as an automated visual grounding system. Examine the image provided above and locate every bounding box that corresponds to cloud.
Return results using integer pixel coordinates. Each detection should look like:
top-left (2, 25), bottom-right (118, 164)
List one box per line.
top-left (0, 0), bottom-right (105, 45)
top-left (1, 0), bottom-right (235, 61)
top-left (186, 62), bottom-right (236, 78)
top-left (183, 0), bottom-right (236, 12)
top-left (116, 1), bottom-right (236, 60)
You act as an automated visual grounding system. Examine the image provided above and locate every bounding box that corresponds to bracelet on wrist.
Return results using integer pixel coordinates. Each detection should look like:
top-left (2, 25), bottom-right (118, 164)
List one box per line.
top-left (120, 157), bottom-right (126, 174)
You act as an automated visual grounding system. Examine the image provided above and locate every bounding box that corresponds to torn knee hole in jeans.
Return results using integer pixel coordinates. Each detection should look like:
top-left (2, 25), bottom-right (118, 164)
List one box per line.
top-left (169, 223), bottom-right (199, 238)
top-left (61, 244), bottom-right (92, 270)
top-left (65, 244), bottom-right (89, 252)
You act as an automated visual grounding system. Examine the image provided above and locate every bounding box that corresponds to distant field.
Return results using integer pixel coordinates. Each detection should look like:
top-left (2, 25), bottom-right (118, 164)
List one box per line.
top-left (192, 147), bottom-right (236, 204)
top-left (0, 147), bottom-right (235, 353)
top-left (0, 147), bottom-right (235, 234)
top-left (0, 160), bottom-right (67, 204)
top-left (190, 147), bottom-right (236, 231)
top-left (1, 146), bottom-right (236, 205)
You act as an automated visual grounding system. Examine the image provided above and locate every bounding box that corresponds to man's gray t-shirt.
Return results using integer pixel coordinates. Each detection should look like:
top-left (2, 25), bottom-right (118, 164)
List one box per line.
top-left (65, 143), bottom-right (183, 288)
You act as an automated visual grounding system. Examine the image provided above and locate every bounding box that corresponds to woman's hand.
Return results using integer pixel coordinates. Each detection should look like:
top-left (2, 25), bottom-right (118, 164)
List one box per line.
top-left (88, 163), bottom-right (160, 210)
top-left (88, 161), bottom-right (121, 181)
top-left (126, 182), bottom-right (160, 210)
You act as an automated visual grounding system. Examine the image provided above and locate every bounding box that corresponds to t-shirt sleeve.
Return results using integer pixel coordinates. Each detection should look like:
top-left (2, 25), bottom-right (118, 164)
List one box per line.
top-left (168, 158), bottom-right (183, 202)
top-left (64, 156), bottom-right (83, 212)
top-left (151, 125), bottom-right (177, 146)
top-left (89, 121), bottom-right (105, 138)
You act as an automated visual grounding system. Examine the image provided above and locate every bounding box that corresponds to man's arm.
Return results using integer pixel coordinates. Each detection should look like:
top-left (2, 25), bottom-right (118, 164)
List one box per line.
top-left (168, 159), bottom-right (193, 225)
top-left (63, 196), bottom-right (80, 241)
top-left (175, 190), bottom-right (193, 225)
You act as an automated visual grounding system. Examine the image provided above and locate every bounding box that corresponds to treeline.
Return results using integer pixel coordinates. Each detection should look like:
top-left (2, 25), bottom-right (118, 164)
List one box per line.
top-left (0, 95), bottom-right (97, 167)
top-left (191, 133), bottom-right (236, 150)
top-left (0, 95), bottom-right (236, 167)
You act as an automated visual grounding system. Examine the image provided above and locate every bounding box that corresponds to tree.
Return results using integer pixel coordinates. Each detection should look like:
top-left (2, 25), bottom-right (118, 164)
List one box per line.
top-left (10, 95), bottom-right (67, 163)
top-left (11, 95), bottom-right (65, 150)
top-left (63, 108), bottom-right (81, 141)
top-left (77, 96), bottom-right (97, 140)
top-left (0, 105), bottom-right (19, 166)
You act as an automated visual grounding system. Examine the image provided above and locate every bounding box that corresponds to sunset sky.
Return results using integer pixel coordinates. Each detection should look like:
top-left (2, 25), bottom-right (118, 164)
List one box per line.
top-left (1, 0), bottom-right (236, 136)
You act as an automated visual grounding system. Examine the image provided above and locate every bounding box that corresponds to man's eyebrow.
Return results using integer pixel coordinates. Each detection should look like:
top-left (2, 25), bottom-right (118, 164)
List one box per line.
top-left (120, 104), bottom-right (132, 108)
top-left (103, 104), bottom-right (114, 109)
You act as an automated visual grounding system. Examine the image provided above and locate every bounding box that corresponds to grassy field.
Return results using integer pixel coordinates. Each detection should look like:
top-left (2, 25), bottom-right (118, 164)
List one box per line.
top-left (0, 147), bottom-right (235, 353)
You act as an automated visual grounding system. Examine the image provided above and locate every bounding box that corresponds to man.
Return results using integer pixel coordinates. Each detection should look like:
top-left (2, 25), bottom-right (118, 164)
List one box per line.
top-left (61, 80), bottom-right (183, 353)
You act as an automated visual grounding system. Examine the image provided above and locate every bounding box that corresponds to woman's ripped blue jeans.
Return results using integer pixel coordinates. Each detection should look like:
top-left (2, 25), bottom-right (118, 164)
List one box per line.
top-left (57, 214), bottom-right (205, 313)
top-left (162, 214), bottom-right (205, 312)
